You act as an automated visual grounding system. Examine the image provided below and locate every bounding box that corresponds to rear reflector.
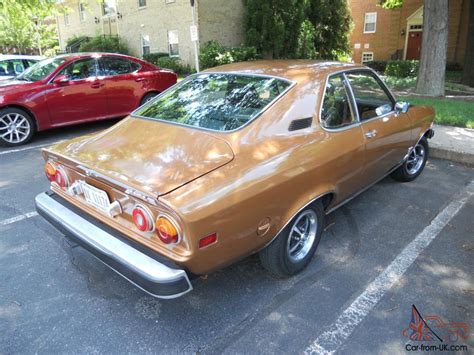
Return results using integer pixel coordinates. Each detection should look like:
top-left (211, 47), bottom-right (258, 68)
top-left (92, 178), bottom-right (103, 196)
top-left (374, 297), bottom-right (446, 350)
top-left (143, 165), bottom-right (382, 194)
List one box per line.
top-left (199, 233), bottom-right (217, 249)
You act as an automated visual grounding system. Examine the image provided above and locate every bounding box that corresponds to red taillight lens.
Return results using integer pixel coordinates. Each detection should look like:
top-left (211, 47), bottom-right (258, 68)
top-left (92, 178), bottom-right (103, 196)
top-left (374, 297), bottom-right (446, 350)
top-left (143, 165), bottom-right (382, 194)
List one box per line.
top-left (54, 167), bottom-right (69, 188)
top-left (132, 206), bottom-right (154, 232)
top-left (155, 216), bottom-right (179, 244)
top-left (199, 233), bottom-right (217, 249)
top-left (44, 161), bottom-right (57, 182)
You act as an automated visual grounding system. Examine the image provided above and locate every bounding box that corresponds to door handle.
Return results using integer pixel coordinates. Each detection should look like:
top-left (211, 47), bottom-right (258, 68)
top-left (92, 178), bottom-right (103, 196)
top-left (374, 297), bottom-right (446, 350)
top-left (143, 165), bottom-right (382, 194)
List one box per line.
top-left (364, 129), bottom-right (378, 139)
top-left (91, 82), bottom-right (104, 89)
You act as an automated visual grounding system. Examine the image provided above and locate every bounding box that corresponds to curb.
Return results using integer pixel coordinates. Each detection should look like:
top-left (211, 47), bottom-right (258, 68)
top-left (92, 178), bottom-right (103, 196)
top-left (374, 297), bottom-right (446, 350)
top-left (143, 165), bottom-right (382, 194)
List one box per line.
top-left (430, 147), bottom-right (474, 168)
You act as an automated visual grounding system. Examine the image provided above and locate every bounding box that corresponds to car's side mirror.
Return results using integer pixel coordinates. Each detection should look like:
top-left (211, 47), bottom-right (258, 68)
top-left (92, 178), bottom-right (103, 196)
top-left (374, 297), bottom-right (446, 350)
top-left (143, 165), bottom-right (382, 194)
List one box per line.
top-left (395, 101), bottom-right (410, 114)
top-left (52, 74), bottom-right (69, 85)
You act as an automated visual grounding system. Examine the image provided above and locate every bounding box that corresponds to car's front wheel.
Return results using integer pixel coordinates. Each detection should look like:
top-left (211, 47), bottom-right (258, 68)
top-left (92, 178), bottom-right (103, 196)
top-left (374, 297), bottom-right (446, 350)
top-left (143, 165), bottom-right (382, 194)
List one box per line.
top-left (0, 108), bottom-right (36, 147)
top-left (391, 137), bottom-right (429, 182)
top-left (259, 201), bottom-right (324, 277)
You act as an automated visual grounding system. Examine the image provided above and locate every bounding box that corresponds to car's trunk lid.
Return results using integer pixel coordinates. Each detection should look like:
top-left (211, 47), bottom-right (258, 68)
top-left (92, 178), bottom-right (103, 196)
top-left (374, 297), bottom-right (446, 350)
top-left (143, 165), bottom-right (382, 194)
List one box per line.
top-left (46, 117), bottom-right (234, 197)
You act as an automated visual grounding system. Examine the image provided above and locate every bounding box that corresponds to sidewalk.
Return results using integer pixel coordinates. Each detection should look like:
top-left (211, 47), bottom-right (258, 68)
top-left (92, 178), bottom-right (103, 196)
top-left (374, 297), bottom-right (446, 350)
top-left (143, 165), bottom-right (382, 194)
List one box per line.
top-left (430, 124), bottom-right (474, 167)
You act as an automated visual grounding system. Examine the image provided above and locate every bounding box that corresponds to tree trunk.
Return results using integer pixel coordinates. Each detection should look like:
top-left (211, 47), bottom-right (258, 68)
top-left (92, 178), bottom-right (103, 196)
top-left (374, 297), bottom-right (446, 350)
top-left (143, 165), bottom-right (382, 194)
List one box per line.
top-left (415, 0), bottom-right (449, 96)
top-left (461, 0), bottom-right (474, 87)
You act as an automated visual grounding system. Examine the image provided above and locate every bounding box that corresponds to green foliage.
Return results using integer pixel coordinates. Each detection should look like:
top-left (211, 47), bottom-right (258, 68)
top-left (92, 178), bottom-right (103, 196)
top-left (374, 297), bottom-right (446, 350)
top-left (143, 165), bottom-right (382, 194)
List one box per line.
top-left (306, 0), bottom-right (352, 60)
top-left (385, 60), bottom-right (419, 78)
top-left (384, 76), bottom-right (417, 90)
top-left (66, 35), bottom-right (89, 50)
top-left (199, 41), bottom-right (259, 69)
top-left (405, 96), bottom-right (474, 129)
top-left (142, 52), bottom-right (169, 63)
top-left (79, 35), bottom-right (129, 55)
top-left (244, 0), bottom-right (306, 59)
top-left (365, 61), bottom-right (388, 73)
top-left (378, 0), bottom-right (404, 9)
top-left (146, 56), bottom-right (193, 75)
top-left (0, 0), bottom-right (58, 54)
top-left (244, 0), bottom-right (352, 60)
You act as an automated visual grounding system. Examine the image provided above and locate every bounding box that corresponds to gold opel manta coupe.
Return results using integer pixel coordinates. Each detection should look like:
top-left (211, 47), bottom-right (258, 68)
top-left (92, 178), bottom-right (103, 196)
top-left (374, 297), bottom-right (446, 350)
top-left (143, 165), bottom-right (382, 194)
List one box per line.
top-left (36, 61), bottom-right (435, 298)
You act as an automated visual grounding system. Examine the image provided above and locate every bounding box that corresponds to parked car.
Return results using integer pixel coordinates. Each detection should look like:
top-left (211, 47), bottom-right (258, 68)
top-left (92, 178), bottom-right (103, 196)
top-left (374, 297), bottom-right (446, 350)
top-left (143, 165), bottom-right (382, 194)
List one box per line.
top-left (35, 61), bottom-right (435, 298)
top-left (0, 54), bottom-right (43, 81)
top-left (0, 53), bottom-right (177, 146)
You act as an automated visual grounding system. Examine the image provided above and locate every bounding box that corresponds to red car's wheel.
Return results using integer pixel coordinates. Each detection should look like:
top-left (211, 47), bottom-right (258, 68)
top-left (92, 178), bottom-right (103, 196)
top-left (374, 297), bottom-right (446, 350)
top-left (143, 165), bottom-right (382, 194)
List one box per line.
top-left (0, 107), bottom-right (36, 147)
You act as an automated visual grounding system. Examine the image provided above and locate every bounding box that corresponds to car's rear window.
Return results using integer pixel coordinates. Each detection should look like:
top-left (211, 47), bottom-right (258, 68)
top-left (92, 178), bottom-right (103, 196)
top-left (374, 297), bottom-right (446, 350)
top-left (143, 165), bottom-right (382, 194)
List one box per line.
top-left (133, 73), bottom-right (292, 131)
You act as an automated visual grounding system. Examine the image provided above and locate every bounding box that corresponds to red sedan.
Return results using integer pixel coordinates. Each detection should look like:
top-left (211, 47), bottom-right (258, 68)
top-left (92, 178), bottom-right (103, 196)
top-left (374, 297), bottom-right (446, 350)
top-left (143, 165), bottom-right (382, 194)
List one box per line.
top-left (0, 53), bottom-right (177, 146)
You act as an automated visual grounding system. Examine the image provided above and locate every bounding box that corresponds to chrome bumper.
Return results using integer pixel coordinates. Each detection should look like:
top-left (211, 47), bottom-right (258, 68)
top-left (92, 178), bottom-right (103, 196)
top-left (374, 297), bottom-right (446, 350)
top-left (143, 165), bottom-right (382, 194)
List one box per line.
top-left (35, 192), bottom-right (193, 299)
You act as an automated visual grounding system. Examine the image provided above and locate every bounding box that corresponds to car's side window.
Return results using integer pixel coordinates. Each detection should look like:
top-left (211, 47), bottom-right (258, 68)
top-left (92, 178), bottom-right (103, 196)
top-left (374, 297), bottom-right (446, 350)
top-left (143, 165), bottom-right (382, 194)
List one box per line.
top-left (100, 57), bottom-right (138, 76)
top-left (321, 75), bottom-right (356, 129)
top-left (345, 72), bottom-right (394, 121)
top-left (59, 59), bottom-right (97, 81)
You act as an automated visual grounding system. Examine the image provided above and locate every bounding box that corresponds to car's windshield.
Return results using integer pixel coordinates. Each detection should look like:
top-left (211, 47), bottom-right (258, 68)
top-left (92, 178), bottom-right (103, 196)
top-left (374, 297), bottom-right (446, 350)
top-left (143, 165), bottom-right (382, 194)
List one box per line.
top-left (133, 73), bottom-right (292, 131)
top-left (17, 57), bottom-right (67, 82)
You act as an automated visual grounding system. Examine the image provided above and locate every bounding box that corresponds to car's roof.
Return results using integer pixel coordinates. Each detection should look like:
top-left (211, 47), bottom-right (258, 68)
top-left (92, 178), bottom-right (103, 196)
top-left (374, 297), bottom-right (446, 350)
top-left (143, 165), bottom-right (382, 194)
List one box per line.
top-left (53, 52), bottom-right (139, 62)
top-left (204, 60), bottom-right (366, 83)
top-left (0, 54), bottom-right (44, 61)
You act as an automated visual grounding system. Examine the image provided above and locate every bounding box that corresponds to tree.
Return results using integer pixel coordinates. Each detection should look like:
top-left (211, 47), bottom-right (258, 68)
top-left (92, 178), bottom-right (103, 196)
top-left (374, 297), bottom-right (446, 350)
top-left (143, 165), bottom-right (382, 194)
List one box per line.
top-left (244, 0), bottom-right (306, 59)
top-left (0, 0), bottom-right (58, 54)
top-left (306, 0), bottom-right (352, 60)
top-left (461, 0), bottom-right (474, 87)
top-left (379, 0), bottom-right (449, 96)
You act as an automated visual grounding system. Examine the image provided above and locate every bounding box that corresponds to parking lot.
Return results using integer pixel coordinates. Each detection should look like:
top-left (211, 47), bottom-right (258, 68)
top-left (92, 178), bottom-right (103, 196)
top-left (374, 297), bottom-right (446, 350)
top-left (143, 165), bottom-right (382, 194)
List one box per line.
top-left (1, 121), bottom-right (473, 354)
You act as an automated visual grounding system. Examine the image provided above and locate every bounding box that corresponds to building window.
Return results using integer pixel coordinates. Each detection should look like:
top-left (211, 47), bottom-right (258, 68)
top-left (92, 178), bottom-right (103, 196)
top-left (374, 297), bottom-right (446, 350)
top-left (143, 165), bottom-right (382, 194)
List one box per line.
top-left (79, 3), bottom-right (86, 22)
top-left (64, 13), bottom-right (70, 26)
top-left (168, 30), bottom-right (179, 56)
top-left (142, 35), bottom-right (150, 55)
top-left (361, 52), bottom-right (374, 63)
top-left (364, 12), bottom-right (377, 33)
top-left (102, 0), bottom-right (117, 16)
top-left (138, 0), bottom-right (146, 8)
top-left (409, 24), bottom-right (423, 30)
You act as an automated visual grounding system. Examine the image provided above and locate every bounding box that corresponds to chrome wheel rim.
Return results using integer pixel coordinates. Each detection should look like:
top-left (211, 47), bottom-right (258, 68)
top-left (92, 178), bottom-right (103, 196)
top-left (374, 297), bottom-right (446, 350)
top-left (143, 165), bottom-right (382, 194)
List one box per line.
top-left (286, 210), bottom-right (317, 263)
top-left (406, 144), bottom-right (425, 175)
top-left (0, 113), bottom-right (31, 144)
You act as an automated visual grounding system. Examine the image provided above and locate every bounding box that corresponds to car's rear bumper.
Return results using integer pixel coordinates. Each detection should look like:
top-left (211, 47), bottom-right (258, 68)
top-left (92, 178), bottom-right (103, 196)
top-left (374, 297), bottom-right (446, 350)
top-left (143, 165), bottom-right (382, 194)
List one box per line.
top-left (35, 191), bottom-right (193, 299)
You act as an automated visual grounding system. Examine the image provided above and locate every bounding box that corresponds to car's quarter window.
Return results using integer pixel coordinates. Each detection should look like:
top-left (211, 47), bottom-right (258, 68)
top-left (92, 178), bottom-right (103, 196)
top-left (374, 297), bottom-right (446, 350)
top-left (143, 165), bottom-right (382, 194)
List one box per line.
top-left (99, 57), bottom-right (139, 76)
top-left (16, 57), bottom-right (67, 82)
top-left (345, 72), bottom-right (394, 121)
top-left (320, 75), bottom-right (356, 129)
top-left (133, 73), bottom-right (292, 131)
top-left (59, 58), bottom-right (97, 81)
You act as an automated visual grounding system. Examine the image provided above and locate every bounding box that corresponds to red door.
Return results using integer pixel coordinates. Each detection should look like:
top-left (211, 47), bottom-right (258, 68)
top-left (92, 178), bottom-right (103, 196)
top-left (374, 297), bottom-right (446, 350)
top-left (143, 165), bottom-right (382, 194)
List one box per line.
top-left (406, 31), bottom-right (422, 60)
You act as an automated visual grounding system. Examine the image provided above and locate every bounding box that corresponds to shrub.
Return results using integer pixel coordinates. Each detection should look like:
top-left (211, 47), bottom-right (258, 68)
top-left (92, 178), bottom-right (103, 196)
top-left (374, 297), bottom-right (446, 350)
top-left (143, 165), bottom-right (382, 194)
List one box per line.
top-left (384, 60), bottom-right (419, 78)
top-left (445, 62), bottom-right (462, 71)
top-left (383, 76), bottom-right (417, 91)
top-left (365, 60), bottom-right (387, 73)
top-left (79, 35), bottom-right (129, 55)
top-left (142, 52), bottom-right (169, 63)
top-left (199, 41), bottom-right (259, 70)
top-left (154, 57), bottom-right (193, 75)
top-left (66, 35), bottom-right (89, 50)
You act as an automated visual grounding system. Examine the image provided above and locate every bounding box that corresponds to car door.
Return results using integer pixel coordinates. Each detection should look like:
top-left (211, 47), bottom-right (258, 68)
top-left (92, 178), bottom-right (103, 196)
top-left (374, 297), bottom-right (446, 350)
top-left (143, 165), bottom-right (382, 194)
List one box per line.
top-left (345, 70), bottom-right (413, 183)
top-left (98, 56), bottom-right (143, 117)
top-left (319, 73), bottom-right (367, 202)
top-left (46, 58), bottom-right (108, 125)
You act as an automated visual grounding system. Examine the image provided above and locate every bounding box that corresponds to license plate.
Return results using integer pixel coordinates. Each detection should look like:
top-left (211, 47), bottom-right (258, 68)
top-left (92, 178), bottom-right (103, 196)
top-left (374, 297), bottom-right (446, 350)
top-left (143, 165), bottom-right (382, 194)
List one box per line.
top-left (79, 181), bottom-right (111, 211)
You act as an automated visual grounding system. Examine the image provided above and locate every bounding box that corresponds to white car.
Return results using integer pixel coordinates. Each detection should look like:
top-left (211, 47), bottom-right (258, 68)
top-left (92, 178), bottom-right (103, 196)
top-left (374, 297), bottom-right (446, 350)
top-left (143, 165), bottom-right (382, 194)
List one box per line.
top-left (0, 55), bottom-right (44, 81)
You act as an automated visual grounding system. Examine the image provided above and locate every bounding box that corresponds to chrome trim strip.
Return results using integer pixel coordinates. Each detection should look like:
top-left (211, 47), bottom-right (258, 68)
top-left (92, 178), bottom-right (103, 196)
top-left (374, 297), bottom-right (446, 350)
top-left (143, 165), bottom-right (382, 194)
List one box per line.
top-left (35, 192), bottom-right (193, 299)
top-left (130, 72), bottom-right (297, 134)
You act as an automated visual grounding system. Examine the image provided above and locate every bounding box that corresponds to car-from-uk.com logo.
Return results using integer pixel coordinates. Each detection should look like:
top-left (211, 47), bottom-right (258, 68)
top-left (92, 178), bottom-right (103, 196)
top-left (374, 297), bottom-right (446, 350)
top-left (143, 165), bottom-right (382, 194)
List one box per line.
top-left (403, 305), bottom-right (470, 352)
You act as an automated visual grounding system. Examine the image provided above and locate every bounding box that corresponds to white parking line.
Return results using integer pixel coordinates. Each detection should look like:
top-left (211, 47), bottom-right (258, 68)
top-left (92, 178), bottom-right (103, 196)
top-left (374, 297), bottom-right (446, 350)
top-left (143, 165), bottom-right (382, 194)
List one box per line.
top-left (305, 180), bottom-right (474, 355)
top-left (0, 211), bottom-right (38, 226)
top-left (0, 141), bottom-right (62, 156)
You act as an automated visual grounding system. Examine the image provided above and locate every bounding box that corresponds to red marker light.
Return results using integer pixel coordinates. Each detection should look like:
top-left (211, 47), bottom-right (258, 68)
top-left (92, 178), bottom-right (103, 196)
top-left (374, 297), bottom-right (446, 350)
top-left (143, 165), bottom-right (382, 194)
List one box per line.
top-left (199, 233), bottom-right (217, 249)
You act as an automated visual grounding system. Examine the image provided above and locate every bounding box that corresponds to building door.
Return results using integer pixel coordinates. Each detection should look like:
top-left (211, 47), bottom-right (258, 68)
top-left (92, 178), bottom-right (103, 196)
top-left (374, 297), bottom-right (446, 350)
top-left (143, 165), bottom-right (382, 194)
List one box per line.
top-left (406, 31), bottom-right (422, 60)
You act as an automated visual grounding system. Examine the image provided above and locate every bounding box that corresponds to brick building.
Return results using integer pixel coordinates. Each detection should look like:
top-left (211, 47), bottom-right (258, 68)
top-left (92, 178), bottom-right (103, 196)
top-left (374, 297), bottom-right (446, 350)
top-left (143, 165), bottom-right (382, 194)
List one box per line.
top-left (56, 0), bottom-right (244, 68)
top-left (348, 0), bottom-right (470, 65)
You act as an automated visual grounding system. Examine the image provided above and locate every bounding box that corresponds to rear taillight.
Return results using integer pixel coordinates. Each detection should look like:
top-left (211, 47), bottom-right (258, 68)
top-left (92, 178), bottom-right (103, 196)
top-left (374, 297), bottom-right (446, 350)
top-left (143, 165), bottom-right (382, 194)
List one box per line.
top-left (44, 161), bottom-right (69, 188)
top-left (132, 205), bottom-right (154, 232)
top-left (155, 216), bottom-right (179, 244)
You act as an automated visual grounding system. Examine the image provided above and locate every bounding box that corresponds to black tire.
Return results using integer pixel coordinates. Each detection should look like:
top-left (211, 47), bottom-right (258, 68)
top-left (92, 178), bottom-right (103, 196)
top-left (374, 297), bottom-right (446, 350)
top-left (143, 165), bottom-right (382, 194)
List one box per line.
top-left (140, 92), bottom-right (159, 106)
top-left (0, 107), bottom-right (36, 147)
top-left (259, 201), bottom-right (325, 278)
top-left (391, 137), bottom-right (429, 182)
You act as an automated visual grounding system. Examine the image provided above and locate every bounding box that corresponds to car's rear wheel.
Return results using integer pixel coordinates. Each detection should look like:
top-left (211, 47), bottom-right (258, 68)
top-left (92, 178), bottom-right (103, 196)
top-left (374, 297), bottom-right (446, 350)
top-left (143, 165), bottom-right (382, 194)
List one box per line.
top-left (391, 137), bottom-right (429, 182)
top-left (0, 108), bottom-right (36, 147)
top-left (140, 92), bottom-right (159, 106)
top-left (259, 201), bottom-right (324, 277)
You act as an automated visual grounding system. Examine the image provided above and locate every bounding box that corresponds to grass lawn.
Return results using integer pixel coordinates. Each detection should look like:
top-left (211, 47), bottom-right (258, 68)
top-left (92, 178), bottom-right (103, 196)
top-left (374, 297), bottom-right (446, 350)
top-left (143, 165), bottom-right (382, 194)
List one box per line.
top-left (405, 96), bottom-right (474, 129)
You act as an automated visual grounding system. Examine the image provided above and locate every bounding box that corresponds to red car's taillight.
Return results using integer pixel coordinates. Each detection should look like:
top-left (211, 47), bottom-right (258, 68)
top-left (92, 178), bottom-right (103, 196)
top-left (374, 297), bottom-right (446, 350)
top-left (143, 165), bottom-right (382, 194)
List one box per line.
top-left (132, 205), bottom-right (154, 232)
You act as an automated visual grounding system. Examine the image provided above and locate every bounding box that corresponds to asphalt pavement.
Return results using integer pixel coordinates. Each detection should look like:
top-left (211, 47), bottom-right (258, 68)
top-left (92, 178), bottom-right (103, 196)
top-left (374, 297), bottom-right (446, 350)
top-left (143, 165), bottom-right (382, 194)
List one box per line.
top-left (1, 121), bottom-right (473, 354)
